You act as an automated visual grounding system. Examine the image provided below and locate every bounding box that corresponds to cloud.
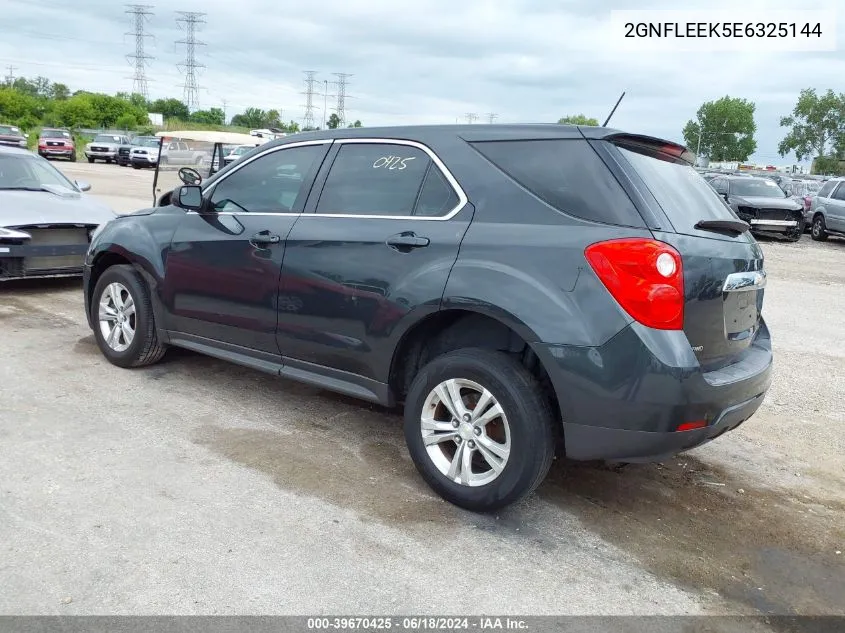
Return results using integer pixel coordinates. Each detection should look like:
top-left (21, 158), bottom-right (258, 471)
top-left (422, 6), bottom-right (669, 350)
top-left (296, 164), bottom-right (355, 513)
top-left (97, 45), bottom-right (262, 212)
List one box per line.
top-left (1, 0), bottom-right (842, 164)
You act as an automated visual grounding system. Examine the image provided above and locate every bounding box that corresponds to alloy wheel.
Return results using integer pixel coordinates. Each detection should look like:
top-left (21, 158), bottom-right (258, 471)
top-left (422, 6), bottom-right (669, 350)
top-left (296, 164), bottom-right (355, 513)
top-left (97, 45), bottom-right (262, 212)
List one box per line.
top-left (98, 282), bottom-right (136, 352)
top-left (420, 378), bottom-right (511, 487)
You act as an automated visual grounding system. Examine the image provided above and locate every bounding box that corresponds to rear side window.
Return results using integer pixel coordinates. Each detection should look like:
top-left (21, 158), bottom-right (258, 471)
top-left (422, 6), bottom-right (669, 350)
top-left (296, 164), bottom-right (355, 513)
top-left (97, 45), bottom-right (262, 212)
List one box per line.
top-left (832, 184), bottom-right (845, 201)
top-left (616, 146), bottom-right (740, 234)
top-left (471, 139), bottom-right (642, 226)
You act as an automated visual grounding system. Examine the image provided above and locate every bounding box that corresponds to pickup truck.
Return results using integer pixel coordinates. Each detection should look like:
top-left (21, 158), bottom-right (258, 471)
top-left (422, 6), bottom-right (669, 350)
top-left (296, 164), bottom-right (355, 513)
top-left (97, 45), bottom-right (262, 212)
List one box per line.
top-left (130, 140), bottom-right (208, 169)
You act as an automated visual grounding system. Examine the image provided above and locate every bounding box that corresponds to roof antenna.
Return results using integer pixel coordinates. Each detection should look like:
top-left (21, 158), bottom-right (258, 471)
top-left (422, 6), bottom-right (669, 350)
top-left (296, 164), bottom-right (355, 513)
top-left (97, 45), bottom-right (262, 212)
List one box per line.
top-left (602, 91), bottom-right (626, 127)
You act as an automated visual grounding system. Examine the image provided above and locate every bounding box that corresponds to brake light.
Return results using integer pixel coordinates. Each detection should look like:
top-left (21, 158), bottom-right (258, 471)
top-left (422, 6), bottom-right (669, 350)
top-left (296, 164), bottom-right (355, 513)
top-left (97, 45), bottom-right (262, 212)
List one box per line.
top-left (585, 238), bottom-right (684, 330)
top-left (677, 420), bottom-right (707, 432)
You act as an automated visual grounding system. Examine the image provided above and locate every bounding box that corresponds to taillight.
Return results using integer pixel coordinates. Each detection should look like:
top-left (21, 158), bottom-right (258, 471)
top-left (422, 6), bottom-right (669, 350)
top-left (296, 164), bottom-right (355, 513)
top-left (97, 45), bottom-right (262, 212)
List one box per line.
top-left (585, 238), bottom-right (684, 330)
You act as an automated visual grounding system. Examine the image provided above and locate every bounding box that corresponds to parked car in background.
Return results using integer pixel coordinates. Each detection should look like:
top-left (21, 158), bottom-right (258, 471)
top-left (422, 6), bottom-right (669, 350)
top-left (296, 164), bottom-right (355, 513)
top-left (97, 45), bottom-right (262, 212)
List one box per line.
top-left (37, 128), bottom-right (75, 161)
top-left (808, 177), bottom-right (845, 241)
top-left (83, 125), bottom-right (773, 511)
top-left (0, 124), bottom-right (28, 148)
top-left (786, 179), bottom-right (822, 228)
top-left (223, 144), bottom-right (253, 166)
top-left (85, 134), bottom-right (131, 164)
top-left (131, 140), bottom-right (207, 169)
top-left (118, 136), bottom-right (159, 166)
top-left (0, 145), bottom-right (115, 280)
top-left (709, 175), bottom-right (804, 241)
top-left (762, 172), bottom-right (794, 193)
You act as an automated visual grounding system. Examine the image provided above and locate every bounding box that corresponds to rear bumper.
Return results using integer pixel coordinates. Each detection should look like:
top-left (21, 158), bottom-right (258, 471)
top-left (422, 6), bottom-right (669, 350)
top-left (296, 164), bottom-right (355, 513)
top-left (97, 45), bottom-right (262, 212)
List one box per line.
top-left (535, 320), bottom-right (773, 461)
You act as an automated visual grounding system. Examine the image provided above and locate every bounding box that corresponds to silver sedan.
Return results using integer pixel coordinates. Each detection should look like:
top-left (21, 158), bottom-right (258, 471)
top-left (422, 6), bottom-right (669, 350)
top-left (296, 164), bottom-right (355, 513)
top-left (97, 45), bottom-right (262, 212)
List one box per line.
top-left (0, 145), bottom-right (116, 280)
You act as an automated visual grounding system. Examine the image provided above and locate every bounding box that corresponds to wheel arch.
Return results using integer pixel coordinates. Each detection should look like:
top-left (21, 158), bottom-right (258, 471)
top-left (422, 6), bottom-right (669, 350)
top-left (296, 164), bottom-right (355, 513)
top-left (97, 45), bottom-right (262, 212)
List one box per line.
top-left (388, 307), bottom-right (565, 435)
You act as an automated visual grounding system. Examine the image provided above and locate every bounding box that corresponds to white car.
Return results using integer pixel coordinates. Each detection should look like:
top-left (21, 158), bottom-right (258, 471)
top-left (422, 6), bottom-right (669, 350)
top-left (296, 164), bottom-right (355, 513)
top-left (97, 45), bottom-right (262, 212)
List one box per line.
top-left (223, 145), bottom-right (254, 166)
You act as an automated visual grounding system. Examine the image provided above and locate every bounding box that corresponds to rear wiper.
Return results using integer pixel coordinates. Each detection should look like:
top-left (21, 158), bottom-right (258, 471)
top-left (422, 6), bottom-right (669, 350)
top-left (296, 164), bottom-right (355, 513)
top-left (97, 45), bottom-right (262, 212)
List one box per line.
top-left (694, 219), bottom-right (750, 235)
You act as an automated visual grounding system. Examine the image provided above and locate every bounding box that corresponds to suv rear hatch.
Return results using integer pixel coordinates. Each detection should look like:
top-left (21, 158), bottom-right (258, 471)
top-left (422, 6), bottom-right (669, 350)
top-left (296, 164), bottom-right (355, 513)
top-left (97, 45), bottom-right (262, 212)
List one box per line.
top-left (601, 134), bottom-right (766, 371)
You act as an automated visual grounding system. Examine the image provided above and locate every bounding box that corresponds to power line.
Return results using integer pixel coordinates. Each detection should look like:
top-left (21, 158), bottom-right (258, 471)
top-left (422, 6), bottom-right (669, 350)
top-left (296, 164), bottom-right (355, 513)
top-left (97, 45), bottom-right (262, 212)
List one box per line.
top-left (301, 70), bottom-right (318, 130)
top-left (465, 113), bottom-right (479, 124)
top-left (125, 4), bottom-right (154, 99)
top-left (4, 65), bottom-right (16, 86)
top-left (486, 113), bottom-right (498, 124)
top-left (332, 72), bottom-right (352, 128)
top-left (175, 11), bottom-right (206, 111)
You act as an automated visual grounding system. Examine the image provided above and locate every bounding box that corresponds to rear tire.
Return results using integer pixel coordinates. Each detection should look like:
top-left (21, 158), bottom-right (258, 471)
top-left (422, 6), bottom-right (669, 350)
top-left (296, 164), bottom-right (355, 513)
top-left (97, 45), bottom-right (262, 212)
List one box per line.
top-left (403, 348), bottom-right (556, 512)
top-left (87, 157), bottom-right (95, 163)
top-left (91, 265), bottom-right (166, 368)
top-left (69, 153), bottom-right (77, 163)
top-left (811, 215), bottom-right (829, 241)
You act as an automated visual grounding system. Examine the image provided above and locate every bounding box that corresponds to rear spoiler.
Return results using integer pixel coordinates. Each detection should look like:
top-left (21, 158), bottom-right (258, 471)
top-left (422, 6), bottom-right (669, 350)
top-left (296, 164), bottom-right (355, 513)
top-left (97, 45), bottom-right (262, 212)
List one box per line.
top-left (603, 133), bottom-right (696, 166)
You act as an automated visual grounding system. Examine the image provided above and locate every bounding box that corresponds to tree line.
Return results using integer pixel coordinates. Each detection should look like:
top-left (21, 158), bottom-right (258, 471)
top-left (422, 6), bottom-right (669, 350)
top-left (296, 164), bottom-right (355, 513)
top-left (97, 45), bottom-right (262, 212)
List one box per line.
top-left (0, 75), bottom-right (362, 135)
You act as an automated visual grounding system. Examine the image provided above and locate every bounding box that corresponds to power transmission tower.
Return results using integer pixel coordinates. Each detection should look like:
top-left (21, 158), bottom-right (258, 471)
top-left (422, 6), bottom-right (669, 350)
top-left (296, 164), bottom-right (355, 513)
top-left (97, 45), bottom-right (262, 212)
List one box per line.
top-left (332, 73), bottom-right (352, 127)
top-left (125, 4), bottom-right (154, 99)
top-left (301, 71), bottom-right (318, 130)
top-left (175, 11), bottom-right (206, 112)
top-left (486, 113), bottom-right (498, 124)
top-left (4, 65), bottom-right (17, 86)
top-left (465, 113), bottom-right (479, 124)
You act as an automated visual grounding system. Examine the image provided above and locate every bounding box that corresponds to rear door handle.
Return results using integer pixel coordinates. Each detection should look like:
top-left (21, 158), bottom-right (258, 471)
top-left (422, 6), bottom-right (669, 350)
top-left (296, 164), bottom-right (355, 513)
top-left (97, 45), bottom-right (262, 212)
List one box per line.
top-left (386, 232), bottom-right (430, 251)
top-left (250, 230), bottom-right (281, 247)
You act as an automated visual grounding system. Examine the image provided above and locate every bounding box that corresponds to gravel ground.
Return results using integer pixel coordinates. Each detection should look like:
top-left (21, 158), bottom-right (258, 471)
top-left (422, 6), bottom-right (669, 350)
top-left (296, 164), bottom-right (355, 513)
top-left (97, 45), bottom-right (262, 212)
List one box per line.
top-left (0, 163), bottom-right (843, 618)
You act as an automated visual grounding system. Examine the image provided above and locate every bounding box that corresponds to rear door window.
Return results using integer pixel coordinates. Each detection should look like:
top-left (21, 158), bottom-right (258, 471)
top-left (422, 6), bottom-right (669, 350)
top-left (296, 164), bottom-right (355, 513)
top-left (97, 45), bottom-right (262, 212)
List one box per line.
top-left (817, 181), bottom-right (837, 198)
top-left (315, 143), bottom-right (432, 216)
top-left (832, 183), bottom-right (845, 201)
top-left (471, 139), bottom-right (643, 227)
top-left (615, 145), bottom-right (741, 236)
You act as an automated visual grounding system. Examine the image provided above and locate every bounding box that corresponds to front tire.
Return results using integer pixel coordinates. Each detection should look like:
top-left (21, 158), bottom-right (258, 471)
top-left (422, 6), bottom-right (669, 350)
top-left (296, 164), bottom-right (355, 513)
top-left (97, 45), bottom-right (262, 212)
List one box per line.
top-left (404, 348), bottom-right (556, 512)
top-left (811, 215), bottom-right (829, 241)
top-left (91, 265), bottom-right (166, 368)
top-left (87, 157), bottom-right (95, 163)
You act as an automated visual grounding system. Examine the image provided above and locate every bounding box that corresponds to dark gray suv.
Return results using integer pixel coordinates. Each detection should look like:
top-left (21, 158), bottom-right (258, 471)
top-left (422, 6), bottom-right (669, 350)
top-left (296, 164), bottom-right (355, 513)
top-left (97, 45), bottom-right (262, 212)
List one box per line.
top-left (82, 125), bottom-right (772, 511)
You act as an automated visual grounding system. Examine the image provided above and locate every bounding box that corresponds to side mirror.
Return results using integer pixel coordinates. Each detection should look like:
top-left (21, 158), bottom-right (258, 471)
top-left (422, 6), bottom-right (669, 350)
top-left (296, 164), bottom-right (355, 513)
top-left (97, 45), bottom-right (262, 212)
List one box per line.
top-left (174, 185), bottom-right (204, 211)
top-left (75, 180), bottom-right (91, 192)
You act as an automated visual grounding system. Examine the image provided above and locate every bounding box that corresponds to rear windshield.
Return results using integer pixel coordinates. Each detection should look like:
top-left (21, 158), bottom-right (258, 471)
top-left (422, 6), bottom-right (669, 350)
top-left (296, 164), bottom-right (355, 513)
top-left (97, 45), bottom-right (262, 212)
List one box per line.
top-left (616, 146), bottom-right (740, 234)
top-left (471, 139), bottom-right (644, 227)
top-left (730, 178), bottom-right (787, 198)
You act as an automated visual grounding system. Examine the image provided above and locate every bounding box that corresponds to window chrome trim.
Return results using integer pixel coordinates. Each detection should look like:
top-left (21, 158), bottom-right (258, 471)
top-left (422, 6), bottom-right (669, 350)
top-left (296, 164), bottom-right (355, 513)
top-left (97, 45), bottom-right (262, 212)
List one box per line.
top-left (188, 136), bottom-right (468, 221)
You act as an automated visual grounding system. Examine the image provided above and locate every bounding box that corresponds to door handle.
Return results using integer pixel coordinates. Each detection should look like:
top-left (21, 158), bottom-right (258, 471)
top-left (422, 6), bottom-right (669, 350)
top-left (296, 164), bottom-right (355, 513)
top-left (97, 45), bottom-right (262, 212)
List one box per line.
top-left (386, 232), bottom-right (430, 251)
top-left (250, 230), bottom-right (281, 247)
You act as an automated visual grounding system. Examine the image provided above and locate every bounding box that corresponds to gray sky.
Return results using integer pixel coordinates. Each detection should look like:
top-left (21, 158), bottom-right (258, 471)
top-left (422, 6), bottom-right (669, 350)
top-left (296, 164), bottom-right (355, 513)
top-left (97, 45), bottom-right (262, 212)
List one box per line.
top-left (2, 0), bottom-right (841, 165)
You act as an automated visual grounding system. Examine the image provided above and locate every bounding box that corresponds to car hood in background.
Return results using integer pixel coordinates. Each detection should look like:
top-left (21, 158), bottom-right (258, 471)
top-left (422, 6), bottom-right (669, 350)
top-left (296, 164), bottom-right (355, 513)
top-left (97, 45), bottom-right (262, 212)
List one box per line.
top-left (732, 195), bottom-right (803, 211)
top-left (0, 189), bottom-right (116, 227)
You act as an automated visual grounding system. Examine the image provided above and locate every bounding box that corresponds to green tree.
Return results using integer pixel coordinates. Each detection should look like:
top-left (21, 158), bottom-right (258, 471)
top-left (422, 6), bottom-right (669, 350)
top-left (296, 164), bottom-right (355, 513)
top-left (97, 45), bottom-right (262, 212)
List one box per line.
top-left (51, 83), bottom-right (70, 100)
top-left (285, 120), bottom-right (300, 133)
top-left (326, 113), bottom-right (341, 129)
top-left (148, 98), bottom-right (190, 121)
top-left (115, 113), bottom-right (137, 130)
top-left (264, 109), bottom-right (282, 128)
top-left (777, 88), bottom-right (845, 162)
top-left (682, 96), bottom-right (757, 161)
top-left (347, 119), bottom-right (362, 128)
top-left (558, 114), bottom-right (599, 126)
top-left (230, 107), bottom-right (268, 128)
top-left (0, 88), bottom-right (43, 126)
top-left (53, 95), bottom-right (98, 128)
top-left (190, 108), bottom-right (226, 126)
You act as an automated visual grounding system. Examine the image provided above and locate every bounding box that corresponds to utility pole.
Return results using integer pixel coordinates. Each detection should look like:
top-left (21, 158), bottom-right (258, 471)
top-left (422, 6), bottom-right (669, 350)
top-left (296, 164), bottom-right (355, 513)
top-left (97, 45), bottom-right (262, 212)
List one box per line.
top-left (323, 79), bottom-right (329, 129)
top-left (175, 11), bottom-right (207, 112)
top-left (125, 4), bottom-right (154, 99)
top-left (333, 73), bottom-right (351, 128)
top-left (301, 71), bottom-right (318, 130)
top-left (486, 113), bottom-right (498, 124)
top-left (465, 113), bottom-right (478, 124)
top-left (221, 99), bottom-right (227, 124)
top-left (4, 65), bottom-right (17, 86)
